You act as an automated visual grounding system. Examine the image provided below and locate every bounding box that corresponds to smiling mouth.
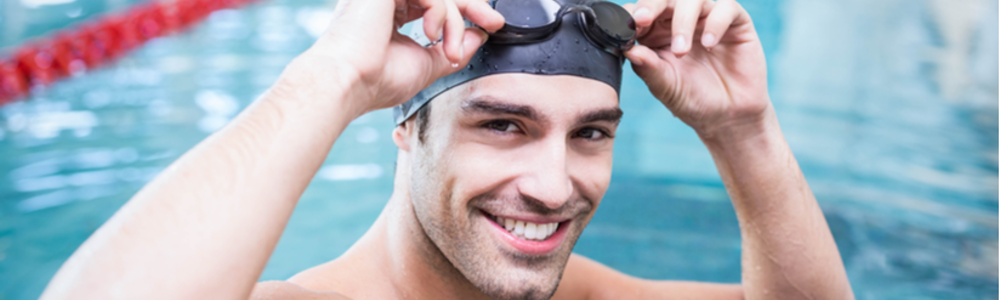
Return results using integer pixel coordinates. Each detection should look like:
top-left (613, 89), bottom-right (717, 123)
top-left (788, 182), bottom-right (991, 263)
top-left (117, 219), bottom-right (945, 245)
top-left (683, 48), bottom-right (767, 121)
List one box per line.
top-left (491, 215), bottom-right (560, 241)
top-left (482, 211), bottom-right (571, 255)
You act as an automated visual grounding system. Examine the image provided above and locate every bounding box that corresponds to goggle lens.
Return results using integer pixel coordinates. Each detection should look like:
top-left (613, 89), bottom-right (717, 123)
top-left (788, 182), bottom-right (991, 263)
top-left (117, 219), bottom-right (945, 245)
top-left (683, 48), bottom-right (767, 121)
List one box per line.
top-left (591, 2), bottom-right (635, 42)
top-left (491, 0), bottom-right (635, 52)
top-left (494, 0), bottom-right (562, 28)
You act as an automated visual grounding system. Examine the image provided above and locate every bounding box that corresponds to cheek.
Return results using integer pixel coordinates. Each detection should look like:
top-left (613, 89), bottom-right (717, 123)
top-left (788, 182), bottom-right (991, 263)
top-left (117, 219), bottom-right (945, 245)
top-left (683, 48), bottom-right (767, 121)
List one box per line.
top-left (410, 144), bottom-right (453, 221)
top-left (445, 142), bottom-right (529, 198)
top-left (412, 136), bottom-right (496, 222)
top-left (569, 150), bottom-right (614, 202)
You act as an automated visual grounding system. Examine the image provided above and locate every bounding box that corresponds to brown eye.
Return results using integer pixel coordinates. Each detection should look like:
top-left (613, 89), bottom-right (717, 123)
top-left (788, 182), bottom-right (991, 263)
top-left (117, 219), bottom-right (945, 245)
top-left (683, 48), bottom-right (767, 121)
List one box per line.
top-left (485, 120), bottom-right (519, 133)
top-left (574, 127), bottom-right (608, 140)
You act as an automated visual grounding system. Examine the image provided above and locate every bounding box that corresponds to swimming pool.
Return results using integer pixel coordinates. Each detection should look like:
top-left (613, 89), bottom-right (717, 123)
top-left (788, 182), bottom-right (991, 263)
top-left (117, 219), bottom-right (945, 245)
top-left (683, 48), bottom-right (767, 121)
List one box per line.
top-left (0, 0), bottom-right (997, 299)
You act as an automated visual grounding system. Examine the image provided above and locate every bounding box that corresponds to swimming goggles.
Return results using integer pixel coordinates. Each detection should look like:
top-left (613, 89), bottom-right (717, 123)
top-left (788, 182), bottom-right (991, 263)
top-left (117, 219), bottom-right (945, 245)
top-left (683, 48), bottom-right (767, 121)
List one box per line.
top-left (488, 0), bottom-right (636, 54)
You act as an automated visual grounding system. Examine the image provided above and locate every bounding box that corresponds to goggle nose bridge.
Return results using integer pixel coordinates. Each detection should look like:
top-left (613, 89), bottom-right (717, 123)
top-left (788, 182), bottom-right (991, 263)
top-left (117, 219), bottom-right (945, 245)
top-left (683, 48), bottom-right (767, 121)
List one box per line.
top-left (489, 0), bottom-right (634, 54)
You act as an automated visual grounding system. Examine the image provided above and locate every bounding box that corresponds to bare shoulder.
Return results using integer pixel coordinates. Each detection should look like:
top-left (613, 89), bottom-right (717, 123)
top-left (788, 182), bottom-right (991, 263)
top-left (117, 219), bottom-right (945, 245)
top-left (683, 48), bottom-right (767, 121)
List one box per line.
top-left (553, 254), bottom-right (743, 300)
top-left (250, 281), bottom-right (351, 300)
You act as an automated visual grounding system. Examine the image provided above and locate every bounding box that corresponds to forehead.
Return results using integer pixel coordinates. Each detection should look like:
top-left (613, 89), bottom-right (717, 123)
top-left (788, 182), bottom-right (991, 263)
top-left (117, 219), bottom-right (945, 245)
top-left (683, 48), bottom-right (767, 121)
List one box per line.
top-left (436, 73), bottom-right (619, 118)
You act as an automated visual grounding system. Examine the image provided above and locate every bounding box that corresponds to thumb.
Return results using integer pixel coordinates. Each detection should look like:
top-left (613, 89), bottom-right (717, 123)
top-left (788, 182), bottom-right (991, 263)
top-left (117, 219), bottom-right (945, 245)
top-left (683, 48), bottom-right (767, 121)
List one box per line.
top-left (426, 27), bottom-right (489, 81)
top-left (625, 44), bottom-right (679, 105)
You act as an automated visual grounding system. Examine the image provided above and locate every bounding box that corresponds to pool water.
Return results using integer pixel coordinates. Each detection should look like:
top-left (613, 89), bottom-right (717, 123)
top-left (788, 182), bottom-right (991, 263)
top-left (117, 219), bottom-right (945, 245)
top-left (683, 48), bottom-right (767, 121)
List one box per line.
top-left (0, 0), bottom-right (997, 299)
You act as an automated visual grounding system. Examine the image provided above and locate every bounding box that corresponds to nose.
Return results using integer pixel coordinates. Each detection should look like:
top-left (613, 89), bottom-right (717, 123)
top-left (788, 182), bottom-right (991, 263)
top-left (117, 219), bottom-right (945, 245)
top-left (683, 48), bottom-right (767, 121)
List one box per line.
top-left (517, 137), bottom-right (574, 210)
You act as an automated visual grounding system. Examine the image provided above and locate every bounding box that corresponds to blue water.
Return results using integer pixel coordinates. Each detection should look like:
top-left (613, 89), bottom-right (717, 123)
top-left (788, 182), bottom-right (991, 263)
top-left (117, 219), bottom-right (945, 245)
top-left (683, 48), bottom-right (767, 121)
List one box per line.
top-left (0, 0), bottom-right (997, 299)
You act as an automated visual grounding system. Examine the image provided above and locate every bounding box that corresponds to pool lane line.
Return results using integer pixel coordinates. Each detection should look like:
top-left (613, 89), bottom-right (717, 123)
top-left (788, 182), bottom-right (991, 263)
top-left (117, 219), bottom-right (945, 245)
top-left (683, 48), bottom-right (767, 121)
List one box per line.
top-left (0, 0), bottom-right (262, 105)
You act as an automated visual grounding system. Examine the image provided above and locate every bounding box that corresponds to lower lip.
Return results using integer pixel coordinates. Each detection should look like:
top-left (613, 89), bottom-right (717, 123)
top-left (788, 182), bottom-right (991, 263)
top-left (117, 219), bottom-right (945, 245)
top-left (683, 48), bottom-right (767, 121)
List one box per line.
top-left (484, 213), bottom-right (569, 255)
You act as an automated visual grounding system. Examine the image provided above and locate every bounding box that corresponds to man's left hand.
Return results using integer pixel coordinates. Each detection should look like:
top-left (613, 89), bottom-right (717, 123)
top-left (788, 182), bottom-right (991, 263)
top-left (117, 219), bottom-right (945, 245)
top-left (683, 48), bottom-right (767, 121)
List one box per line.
top-left (623, 0), bottom-right (771, 139)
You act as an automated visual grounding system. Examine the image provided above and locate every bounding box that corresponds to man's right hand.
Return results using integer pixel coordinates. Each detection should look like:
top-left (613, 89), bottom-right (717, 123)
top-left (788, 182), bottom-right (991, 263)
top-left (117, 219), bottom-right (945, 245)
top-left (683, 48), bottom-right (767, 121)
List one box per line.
top-left (277, 0), bottom-right (505, 120)
top-left (40, 2), bottom-right (505, 300)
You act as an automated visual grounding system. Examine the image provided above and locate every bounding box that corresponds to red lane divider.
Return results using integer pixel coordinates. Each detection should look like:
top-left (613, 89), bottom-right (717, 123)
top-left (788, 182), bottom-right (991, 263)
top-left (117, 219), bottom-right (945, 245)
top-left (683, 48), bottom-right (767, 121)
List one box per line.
top-left (0, 0), bottom-right (259, 105)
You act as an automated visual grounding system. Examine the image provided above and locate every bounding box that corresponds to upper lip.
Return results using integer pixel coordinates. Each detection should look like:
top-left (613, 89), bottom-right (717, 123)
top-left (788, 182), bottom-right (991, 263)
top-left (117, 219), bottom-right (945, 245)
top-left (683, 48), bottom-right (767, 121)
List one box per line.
top-left (482, 209), bottom-right (570, 224)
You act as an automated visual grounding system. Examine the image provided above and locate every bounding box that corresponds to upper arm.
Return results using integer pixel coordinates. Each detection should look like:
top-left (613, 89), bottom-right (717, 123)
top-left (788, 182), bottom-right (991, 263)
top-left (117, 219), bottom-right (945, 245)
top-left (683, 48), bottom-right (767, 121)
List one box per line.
top-left (250, 281), bottom-right (350, 300)
top-left (553, 254), bottom-right (744, 300)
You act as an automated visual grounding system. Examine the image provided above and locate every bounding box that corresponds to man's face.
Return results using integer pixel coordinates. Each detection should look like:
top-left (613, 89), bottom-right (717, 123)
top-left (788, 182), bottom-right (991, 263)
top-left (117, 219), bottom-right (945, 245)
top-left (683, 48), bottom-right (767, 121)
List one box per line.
top-left (401, 74), bottom-right (621, 300)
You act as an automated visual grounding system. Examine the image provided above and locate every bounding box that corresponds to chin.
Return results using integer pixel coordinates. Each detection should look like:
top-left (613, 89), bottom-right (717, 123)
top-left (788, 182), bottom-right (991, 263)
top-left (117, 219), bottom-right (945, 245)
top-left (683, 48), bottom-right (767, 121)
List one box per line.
top-left (411, 182), bottom-right (594, 300)
top-left (466, 269), bottom-right (563, 300)
top-left (446, 233), bottom-right (572, 300)
top-left (455, 210), bottom-right (583, 300)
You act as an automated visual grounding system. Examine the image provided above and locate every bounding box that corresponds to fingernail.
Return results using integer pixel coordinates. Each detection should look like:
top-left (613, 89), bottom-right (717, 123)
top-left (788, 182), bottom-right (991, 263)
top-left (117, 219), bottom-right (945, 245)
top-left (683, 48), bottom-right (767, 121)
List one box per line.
top-left (463, 30), bottom-right (487, 53)
top-left (624, 49), bottom-right (643, 66)
top-left (702, 33), bottom-right (716, 47)
top-left (479, 30), bottom-right (489, 45)
top-left (634, 8), bottom-right (650, 20)
top-left (671, 35), bottom-right (686, 53)
top-left (452, 62), bottom-right (460, 68)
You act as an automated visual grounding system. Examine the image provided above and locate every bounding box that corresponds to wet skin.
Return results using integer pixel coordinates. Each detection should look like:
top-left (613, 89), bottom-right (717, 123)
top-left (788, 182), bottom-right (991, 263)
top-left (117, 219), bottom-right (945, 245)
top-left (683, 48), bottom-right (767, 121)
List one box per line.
top-left (39, 0), bottom-right (853, 298)
top-left (251, 74), bottom-right (746, 300)
top-left (280, 74), bottom-right (620, 300)
top-left (405, 74), bottom-right (618, 299)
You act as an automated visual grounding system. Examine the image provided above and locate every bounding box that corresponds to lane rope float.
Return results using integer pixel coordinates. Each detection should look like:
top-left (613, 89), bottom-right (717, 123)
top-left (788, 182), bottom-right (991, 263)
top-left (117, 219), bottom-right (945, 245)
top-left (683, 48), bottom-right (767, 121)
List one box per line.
top-left (0, 0), bottom-right (261, 105)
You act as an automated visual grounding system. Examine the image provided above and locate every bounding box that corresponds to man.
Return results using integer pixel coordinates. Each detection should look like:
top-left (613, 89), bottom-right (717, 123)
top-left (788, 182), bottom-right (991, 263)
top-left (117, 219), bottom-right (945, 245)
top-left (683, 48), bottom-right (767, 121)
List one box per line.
top-left (39, 0), bottom-right (854, 299)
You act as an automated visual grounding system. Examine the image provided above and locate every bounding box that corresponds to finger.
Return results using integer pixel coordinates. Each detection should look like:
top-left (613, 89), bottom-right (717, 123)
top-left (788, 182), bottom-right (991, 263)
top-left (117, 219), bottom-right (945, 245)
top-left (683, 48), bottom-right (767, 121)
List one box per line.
top-left (622, 3), bottom-right (636, 13)
top-left (420, 0), bottom-right (447, 41)
top-left (425, 28), bottom-right (489, 81)
top-left (625, 44), bottom-right (665, 75)
top-left (398, 3), bottom-right (428, 25)
top-left (624, 45), bottom-right (680, 106)
top-left (622, 3), bottom-right (647, 37)
top-left (700, 0), bottom-right (749, 49)
top-left (456, 0), bottom-right (505, 33)
top-left (669, 0), bottom-right (705, 56)
top-left (631, 0), bottom-right (669, 28)
top-left (442, 0), bottom-right (465, 63)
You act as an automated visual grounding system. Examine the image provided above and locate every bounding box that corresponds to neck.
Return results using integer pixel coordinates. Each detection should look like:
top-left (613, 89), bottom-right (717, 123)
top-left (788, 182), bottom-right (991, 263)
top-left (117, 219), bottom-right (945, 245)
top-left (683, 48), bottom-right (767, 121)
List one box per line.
top-left (339, 157), bottom-right (488, 299)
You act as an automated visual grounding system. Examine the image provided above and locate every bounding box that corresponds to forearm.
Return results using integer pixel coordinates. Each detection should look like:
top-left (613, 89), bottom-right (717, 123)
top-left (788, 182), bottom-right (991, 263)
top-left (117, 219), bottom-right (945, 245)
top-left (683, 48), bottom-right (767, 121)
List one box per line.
top-left (41, 56), bottom-right (361, 300)
top-left (701, 107), bottom-right (853, 300)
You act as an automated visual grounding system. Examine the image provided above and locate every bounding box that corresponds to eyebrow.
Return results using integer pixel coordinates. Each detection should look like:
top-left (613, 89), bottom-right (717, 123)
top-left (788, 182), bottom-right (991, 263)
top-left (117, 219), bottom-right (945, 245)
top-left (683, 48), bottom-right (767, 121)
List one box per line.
top-left (577, 108), bottom-right (624, 125)
top-left (460, 97), bottom-right (623, 125)
top-left (462, 98), bottom-right (546, 123)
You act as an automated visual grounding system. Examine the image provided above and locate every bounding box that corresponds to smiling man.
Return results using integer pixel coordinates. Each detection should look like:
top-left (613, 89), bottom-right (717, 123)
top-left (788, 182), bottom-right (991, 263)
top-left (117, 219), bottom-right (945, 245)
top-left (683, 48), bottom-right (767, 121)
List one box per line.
top-left (39, 0), bottom-right (854, 299)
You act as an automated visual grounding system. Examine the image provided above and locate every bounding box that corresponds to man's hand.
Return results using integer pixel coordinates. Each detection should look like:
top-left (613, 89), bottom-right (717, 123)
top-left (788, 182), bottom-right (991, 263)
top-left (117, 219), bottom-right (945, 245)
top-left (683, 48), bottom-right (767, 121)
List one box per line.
top-left (39, 2), bottom-right (505, 300)
top-left (622, 1), bottom-right (855, 299)
top-left (623, 0), bottom-right (769, 139)
top-left (280, 0), bottom-right (505, 119)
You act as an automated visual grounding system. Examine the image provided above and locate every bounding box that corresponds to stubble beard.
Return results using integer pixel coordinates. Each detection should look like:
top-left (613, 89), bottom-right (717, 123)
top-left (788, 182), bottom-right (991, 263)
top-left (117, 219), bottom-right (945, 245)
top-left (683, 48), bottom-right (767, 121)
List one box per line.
top-left (410, 185), bottom-right (591, 300)
top-left (407, 127), bottom-right (594, 300)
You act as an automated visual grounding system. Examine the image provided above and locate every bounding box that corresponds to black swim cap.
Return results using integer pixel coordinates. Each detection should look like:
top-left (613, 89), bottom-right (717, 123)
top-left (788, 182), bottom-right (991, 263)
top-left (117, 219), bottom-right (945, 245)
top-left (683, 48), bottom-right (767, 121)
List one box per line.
top-left (393, 0), bottom-right (631, 125)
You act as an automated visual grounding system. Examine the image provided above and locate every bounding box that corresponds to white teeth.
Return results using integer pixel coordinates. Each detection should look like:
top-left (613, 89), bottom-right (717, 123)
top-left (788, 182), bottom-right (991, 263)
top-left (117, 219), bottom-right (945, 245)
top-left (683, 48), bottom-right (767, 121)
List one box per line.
top-left (525, 223), bottom-right (537, 239)
top-left (493, 215), bottom-right (560, 241)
